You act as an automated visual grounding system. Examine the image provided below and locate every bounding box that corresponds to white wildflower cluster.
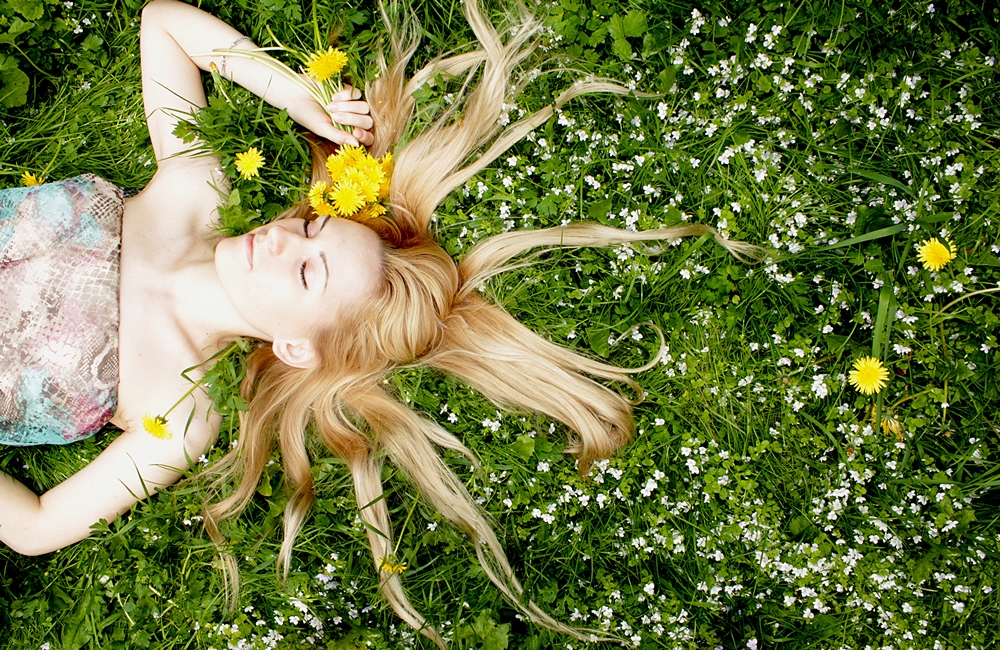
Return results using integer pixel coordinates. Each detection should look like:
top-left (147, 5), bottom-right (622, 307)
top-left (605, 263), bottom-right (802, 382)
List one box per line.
top-left (481, 411), bottom-right (503, 433)
top-left (199, 592), bottom-right (332, 649)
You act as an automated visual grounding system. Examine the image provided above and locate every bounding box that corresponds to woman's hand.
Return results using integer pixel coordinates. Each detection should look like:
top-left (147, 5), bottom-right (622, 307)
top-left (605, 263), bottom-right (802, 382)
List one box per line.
top-left (287, 84), bottom-right (374, 148)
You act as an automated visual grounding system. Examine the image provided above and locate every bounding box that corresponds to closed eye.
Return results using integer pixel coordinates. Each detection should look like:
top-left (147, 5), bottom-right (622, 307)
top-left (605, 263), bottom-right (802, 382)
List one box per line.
top-left (300, 220), bottom-right (310, 288)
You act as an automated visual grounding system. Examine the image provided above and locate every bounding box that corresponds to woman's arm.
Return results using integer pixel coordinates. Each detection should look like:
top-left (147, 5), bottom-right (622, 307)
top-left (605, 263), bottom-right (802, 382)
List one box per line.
top-left (140, 0), bottom-right (373, 164)
top-left (0, 415), bottom-right (216, 556)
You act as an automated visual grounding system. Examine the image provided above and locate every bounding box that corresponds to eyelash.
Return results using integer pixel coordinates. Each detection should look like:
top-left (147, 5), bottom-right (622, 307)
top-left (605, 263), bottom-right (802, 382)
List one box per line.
top-left (300, 221), bottom-right (310, 289)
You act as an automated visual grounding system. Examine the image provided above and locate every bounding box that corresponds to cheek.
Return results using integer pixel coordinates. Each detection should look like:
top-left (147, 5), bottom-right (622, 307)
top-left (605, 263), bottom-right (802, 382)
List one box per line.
top-left (215, 240), bottom-right (241, 286)
top-left (223, 236), bottom-right (252, 269)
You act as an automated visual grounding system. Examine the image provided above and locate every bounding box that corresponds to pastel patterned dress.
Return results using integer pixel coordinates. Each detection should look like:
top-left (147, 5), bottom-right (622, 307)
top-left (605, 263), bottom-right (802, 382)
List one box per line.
top-left (0, 174), bottom-right (123, 445)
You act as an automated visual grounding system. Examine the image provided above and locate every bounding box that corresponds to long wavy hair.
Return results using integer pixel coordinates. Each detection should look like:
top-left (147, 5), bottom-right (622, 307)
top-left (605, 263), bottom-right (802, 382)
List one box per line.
top-left (204, 1), bottom-right (761, 645)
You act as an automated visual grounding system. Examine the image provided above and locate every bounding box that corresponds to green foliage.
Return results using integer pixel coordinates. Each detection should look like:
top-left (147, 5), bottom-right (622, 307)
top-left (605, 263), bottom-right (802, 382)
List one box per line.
top-left (3, 0), bottom-right (1000, 649)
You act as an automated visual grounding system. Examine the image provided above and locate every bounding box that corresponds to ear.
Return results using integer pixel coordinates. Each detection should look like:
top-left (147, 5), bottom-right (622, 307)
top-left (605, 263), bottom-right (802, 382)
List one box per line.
top-left (271, 338), bottom-right (317, 369)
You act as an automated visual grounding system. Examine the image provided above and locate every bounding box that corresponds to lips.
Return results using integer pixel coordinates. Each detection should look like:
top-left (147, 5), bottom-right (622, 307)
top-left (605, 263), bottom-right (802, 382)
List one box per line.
top-left (247, 233), bottom-right (255, 269)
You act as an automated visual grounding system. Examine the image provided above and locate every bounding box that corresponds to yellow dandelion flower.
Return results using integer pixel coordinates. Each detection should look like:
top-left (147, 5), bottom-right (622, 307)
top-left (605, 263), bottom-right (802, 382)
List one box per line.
top-left (354, 153), bottom-right (385, 202)
top-left (142, 414), bottom-right (173, 440)
top-left (848, 356), bottom-right (890, 395)
top-left (234, 147), bottom-right (265, 180)
top-left (358, 155), bottom-right (385, 186)
top-left (867, 405), bottom-right (904, 440)
top-left (355, 152), bottom-right (379, 171)
top-left (325, 153), bottom-right (348, 181)
top-left (338, 144), bottom-right (367, 168)
top-left (916, 238), bottom-right (956, 272)
top-left (308, 181), bottom-right (330, 208)
top-left (308, 182), bottom-right (337, 216)
top-left (329, 180), bottom-right (365, 216)
top-left (355, 152), bottom-right (380, 170)
top-left (344, 167), bottom-right (379, 203)
top-left (313, 201), bottom-right (337, 217)
top-left (21, 172), bottom-right (43, 186)
top-left (305, 47), bottom-right (348, 82)
top-left (881, 415), bottom-right (903, 439)
top-left (377, 557), bottom-right (407, 574)
top-left (354, 204), bottom-right (386, 222)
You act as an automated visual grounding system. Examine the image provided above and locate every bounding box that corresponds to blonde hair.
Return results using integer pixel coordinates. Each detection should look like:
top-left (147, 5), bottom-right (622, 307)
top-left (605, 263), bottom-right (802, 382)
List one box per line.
top-left (204, 1), bottom-right (761, 646)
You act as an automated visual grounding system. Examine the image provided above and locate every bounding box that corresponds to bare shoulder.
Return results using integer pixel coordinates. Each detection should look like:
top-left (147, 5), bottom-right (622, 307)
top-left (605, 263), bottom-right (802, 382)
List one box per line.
top-left (127, 157), bottom-right (227, 239)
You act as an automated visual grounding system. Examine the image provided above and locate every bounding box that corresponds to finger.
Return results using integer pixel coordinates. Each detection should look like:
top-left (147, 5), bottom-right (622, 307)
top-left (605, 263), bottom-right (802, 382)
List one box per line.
top-left (327, 99), bottom-right (371, 116)
top-left (319, 123), bottom-right (359, 147)
top-left (327, 130), bottom-right (360, 147)
top-left (328, 88), bottom-right (352, 103)
top-left (320, 117), bottom-right (364, 147)
top-left (330, 111), bottom-right (374, 131)
top-left (330, 85), bottom-right (363, 103)
top-left (354, 127), bottom-right (375, 147)
top-left (345, 83), bottom-right (362, 100)
top-left (285, 103), bottom-right (361, 147)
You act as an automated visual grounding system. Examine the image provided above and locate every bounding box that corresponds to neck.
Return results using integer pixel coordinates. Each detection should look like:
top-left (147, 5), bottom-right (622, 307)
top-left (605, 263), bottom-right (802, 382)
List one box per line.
top-left (171, 258), bottom-right (266, 354)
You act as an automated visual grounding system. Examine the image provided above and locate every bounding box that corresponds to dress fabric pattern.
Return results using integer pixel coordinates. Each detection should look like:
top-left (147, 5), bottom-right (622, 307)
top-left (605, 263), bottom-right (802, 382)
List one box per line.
top-left (0, 174), bottom-right (123, 445)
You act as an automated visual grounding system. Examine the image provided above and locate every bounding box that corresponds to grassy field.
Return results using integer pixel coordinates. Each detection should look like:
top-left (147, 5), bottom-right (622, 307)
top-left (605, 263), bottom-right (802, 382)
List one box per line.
top-left (2, 0), bottom-right (999, 648)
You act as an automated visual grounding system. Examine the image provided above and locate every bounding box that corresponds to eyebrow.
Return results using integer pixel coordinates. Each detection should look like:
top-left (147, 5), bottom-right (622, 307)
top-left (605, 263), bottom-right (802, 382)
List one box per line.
top-left (320, 251), bottom-right (329, 293)
top-left (319, 217), bottom-right (330, 293)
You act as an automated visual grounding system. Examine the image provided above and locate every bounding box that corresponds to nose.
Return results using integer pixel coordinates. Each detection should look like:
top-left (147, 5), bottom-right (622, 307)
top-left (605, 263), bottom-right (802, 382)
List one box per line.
top-left (266, 225), bottom-right (294, 255)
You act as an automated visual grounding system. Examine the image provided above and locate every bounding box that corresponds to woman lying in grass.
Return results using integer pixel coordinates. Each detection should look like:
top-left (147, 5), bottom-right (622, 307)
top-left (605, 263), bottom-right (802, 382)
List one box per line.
top-left (1, 0), bottom-right (757, 644)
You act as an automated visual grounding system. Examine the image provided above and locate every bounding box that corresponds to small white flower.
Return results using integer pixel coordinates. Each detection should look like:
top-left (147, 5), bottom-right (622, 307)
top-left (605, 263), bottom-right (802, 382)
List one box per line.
top-left (811, 374), bottom-right (828, 398)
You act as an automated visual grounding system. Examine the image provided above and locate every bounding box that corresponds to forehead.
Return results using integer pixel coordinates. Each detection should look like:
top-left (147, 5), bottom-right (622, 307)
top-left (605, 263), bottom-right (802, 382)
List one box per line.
top-left (316, 217), bottom-right (383, 290)
top-left (317, 217), bottom-right (382, 260)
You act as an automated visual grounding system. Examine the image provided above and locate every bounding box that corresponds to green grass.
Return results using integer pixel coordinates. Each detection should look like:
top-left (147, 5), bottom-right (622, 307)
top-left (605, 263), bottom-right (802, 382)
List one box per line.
top-left (2, 0), bottom-right (1000, 648)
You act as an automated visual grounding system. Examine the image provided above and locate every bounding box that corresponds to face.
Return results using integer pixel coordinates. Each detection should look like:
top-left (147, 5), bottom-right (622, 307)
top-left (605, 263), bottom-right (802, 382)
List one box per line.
top-left (215, 216), bottom-right (383, 345)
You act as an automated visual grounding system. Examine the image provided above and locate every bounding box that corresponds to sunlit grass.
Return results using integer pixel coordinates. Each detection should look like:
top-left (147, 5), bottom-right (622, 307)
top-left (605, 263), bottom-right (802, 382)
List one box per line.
top-left (1, 0), bottom-right (999, 648)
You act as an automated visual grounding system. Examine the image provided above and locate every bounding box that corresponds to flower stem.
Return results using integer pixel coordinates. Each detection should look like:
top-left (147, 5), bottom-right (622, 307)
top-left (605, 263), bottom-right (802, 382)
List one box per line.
top-left (165, 341), bottom-right (241, 418)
